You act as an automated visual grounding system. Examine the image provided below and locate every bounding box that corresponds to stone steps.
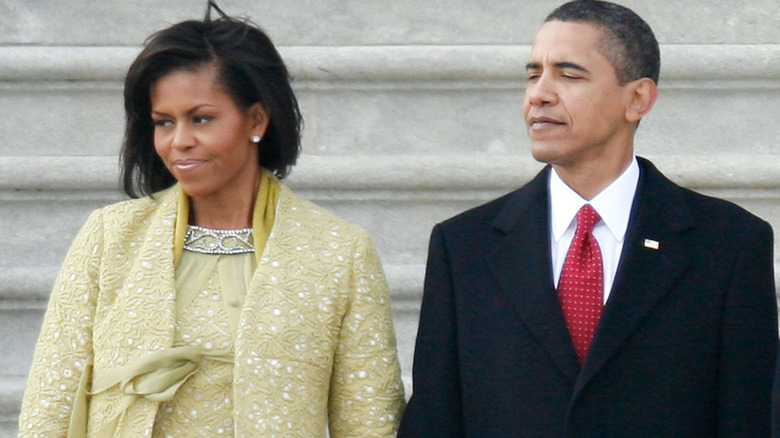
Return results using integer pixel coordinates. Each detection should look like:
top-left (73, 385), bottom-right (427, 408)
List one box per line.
top-left (2, 1), bottom-right (779, 435)
top-left (0, 377), bottom-right (24, 438)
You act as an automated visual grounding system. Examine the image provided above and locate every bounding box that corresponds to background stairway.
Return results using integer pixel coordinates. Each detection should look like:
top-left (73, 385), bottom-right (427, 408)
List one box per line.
top-left (2, 1), bottom-right (779, 435)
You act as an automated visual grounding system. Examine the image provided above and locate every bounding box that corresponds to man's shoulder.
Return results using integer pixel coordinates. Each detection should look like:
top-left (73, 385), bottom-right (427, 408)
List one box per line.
top-left (639, 157), bottom-right (771, 234)
top-left (441, 190), bottom-right (518, 228)
top-left (438, 169), bottom-right (548, 234)
top-left (681, 187), bottom-right (770, 231)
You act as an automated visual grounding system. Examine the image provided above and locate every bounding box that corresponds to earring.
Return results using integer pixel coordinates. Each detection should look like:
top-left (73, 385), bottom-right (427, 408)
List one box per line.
top-left (251, 135), bottom-right (262, 143)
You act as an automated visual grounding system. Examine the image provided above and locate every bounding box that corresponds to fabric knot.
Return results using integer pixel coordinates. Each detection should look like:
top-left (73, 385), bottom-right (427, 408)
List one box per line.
top-left (82, 346), bottom-right (233, 437)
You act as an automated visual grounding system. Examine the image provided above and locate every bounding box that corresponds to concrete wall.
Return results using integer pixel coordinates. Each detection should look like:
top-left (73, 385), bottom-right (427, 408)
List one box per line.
top-left (2, 1), bottom-right (779, 436)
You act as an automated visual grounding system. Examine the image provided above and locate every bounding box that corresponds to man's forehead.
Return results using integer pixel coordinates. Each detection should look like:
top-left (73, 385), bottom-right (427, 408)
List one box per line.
top-left (531, 21), bottom-right (604, 49)
top-left (527, 21), bottom-right (606, 65)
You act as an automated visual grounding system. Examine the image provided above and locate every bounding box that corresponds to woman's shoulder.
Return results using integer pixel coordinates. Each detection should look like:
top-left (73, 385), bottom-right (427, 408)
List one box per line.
top-left (89, 185), bottom-right (179, 230)
top-left (277, 184), bottom-right (370, 240)
top-left (98, 185), bottom-right (177, 214)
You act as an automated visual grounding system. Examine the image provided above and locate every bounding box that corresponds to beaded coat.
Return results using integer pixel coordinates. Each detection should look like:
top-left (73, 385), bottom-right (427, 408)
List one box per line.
top-left (18, 183), bottom-right (405, 437)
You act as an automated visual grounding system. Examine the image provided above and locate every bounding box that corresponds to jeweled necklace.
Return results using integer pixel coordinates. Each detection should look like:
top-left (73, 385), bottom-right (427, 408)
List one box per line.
top-left (183, 225), bottom-right (255, 254)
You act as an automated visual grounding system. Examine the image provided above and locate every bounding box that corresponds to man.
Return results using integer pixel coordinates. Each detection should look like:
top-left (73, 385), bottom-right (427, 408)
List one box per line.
top-left (398, 1), bottom-right (778, 437)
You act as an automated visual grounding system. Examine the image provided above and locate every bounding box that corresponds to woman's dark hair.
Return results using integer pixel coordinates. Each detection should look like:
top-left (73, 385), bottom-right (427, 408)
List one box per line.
top-left (120, 12), bottom-right (302, 198)
top-left (546, 0), bottom-right (660, 85)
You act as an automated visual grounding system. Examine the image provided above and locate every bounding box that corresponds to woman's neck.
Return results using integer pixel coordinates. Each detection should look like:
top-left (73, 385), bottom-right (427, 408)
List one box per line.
top-left (189, 176), bottom-right (259, 229)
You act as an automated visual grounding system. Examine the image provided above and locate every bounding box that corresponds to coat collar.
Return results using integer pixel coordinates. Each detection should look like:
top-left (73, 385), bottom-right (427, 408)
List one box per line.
top-left (487, 166), bottom-right (583, 383)
top-left (573, 157), bottom-right (693, 396)
top-left (172, 170), bottom-right (281, 266)
top-left (486, 158), bottom-right (695, 387)
top-left (120, 178), bottom-right (292, 355)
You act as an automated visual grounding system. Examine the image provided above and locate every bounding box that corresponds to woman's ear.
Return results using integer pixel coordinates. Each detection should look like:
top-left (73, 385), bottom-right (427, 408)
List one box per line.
top-left (625, 78), bottom-right (658, 123)
top-left (249, 103), bottom-right (270, 137)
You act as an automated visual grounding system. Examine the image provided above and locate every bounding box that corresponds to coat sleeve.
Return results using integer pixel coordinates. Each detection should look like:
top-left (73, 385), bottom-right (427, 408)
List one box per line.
top-left (398, 224), bottom-right (465, 437)
top-left (772, 346), bottom-right (780, 438)
top-left (18, 209), bottom-right (103, 437)
top-left (327, 229), bottom-right (406, 437)
top-left (718, 219), bottom-right (778, 436)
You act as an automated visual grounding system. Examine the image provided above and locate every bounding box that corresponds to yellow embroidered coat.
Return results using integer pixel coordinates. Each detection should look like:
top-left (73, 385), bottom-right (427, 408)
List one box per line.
top-left (18, 183), bottom-right (405, 437)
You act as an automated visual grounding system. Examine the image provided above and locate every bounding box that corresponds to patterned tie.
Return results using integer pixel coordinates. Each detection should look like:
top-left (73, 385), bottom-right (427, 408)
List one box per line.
top-left (558, 204), bottom-right (604, 364)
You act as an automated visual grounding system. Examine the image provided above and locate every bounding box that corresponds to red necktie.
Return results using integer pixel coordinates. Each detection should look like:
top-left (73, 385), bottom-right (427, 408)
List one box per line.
top-left (558, 204), bottom-right (604, 364)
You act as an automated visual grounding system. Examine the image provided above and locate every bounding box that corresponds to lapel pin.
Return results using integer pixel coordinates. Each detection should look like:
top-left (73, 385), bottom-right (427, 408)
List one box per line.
top-left (644, 239), bottom-right (660, 250)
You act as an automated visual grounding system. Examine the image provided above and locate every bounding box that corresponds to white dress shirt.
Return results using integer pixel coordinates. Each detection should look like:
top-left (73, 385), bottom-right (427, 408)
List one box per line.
top-left (549, 157), bottom-right (640, 303)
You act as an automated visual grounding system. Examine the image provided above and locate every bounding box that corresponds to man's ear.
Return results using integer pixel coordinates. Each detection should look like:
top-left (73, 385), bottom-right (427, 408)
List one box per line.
top-left (249, 103), bottom-right (270, 136)
top-left (625, 78), bottom-right (658, 123)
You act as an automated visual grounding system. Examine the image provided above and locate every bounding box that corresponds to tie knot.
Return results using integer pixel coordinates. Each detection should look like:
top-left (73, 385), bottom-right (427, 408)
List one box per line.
top-left (576, 204), bottom-right (600, 234)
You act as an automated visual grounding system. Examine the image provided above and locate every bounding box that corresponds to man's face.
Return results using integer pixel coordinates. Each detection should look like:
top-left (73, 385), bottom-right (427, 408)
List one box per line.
top-left (523, 20), bottom-right (636, 171)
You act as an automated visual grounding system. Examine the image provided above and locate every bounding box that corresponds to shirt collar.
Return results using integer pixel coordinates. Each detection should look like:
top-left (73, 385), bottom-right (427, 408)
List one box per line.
top-left (550, 156), bottom-right (640, 243)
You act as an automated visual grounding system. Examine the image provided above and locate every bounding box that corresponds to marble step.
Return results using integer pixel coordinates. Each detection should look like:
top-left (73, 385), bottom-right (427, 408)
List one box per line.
top-left (0, 376), bottom-right (24, 438)
top-left (3, 1), bottom-right (778, 47)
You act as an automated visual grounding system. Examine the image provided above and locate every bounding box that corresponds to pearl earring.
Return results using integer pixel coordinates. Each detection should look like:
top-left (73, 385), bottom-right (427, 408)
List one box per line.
top-left (251, 135), bottom-right (262, 143)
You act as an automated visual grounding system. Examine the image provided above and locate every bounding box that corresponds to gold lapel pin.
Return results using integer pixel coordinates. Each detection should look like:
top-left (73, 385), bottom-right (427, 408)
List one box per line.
top-left (644, 239), bottom-right (660, 250)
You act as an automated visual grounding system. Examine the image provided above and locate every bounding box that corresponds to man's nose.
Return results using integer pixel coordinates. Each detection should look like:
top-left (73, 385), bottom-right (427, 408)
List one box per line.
top-left (525, 73), bottom-right (558, 107)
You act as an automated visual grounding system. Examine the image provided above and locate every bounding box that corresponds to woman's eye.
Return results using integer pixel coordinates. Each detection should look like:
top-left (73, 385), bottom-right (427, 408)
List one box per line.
top-left (193, 115), bottom-right (213, 124)
top-left (152, 119), bottom-right (172, 127)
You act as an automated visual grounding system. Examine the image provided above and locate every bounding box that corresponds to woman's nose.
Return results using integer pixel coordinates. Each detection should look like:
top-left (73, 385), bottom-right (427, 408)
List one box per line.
top-left (171, 124), bottom-right (196, 149)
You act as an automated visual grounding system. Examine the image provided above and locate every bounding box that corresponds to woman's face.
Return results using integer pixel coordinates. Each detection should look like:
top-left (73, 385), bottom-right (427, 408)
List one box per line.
top-left (150, 67), bottom-right (268, 204)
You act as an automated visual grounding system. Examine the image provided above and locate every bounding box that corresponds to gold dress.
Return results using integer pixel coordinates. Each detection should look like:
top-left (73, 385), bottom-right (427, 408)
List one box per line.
top-left (19, 172), bottom-right (405, 438)
top-left (152, 227), bottom-right (256, 437)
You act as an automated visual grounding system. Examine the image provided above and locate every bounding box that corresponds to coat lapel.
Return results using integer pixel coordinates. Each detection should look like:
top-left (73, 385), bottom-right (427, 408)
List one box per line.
top-left (91, 187), bottom-right (180, 436)
top-left (143, 187), bottom-right (180, 349)
top-left (103, 186), bottom-right (180, 356)
top-left (487, 167), bottom-right (581, 384)
top-left (573, 158), bottom-right (694, 397)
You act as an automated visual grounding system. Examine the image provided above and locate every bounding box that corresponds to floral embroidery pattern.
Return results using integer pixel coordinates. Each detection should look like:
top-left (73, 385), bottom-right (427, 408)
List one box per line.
top-left (19, 184), bottom-right (405, 437)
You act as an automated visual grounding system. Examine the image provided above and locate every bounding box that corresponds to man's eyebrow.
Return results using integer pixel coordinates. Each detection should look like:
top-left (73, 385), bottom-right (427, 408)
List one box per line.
top-left (524, 61), bottom-right (590, 74)
top-left (556, 62), bottom-right (589, 73)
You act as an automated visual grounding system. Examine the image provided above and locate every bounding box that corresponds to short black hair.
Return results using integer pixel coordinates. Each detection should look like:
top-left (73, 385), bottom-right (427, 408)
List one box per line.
top-left (121, 15), bottom-right (302, 198)
top-left (546, 0), bottom-right (660, 85)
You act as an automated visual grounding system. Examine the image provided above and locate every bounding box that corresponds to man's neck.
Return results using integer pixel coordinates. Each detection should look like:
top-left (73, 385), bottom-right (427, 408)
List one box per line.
top-left (551, 150), bottom-right (634, 200)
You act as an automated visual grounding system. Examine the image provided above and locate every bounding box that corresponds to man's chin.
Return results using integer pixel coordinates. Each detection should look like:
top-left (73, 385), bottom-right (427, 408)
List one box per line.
top-left (530, 144), bottom-right (560, 165)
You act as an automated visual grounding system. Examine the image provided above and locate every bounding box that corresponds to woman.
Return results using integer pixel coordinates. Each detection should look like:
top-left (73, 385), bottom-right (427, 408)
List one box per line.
top-left (18, 4), bottom-right (405, 437)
